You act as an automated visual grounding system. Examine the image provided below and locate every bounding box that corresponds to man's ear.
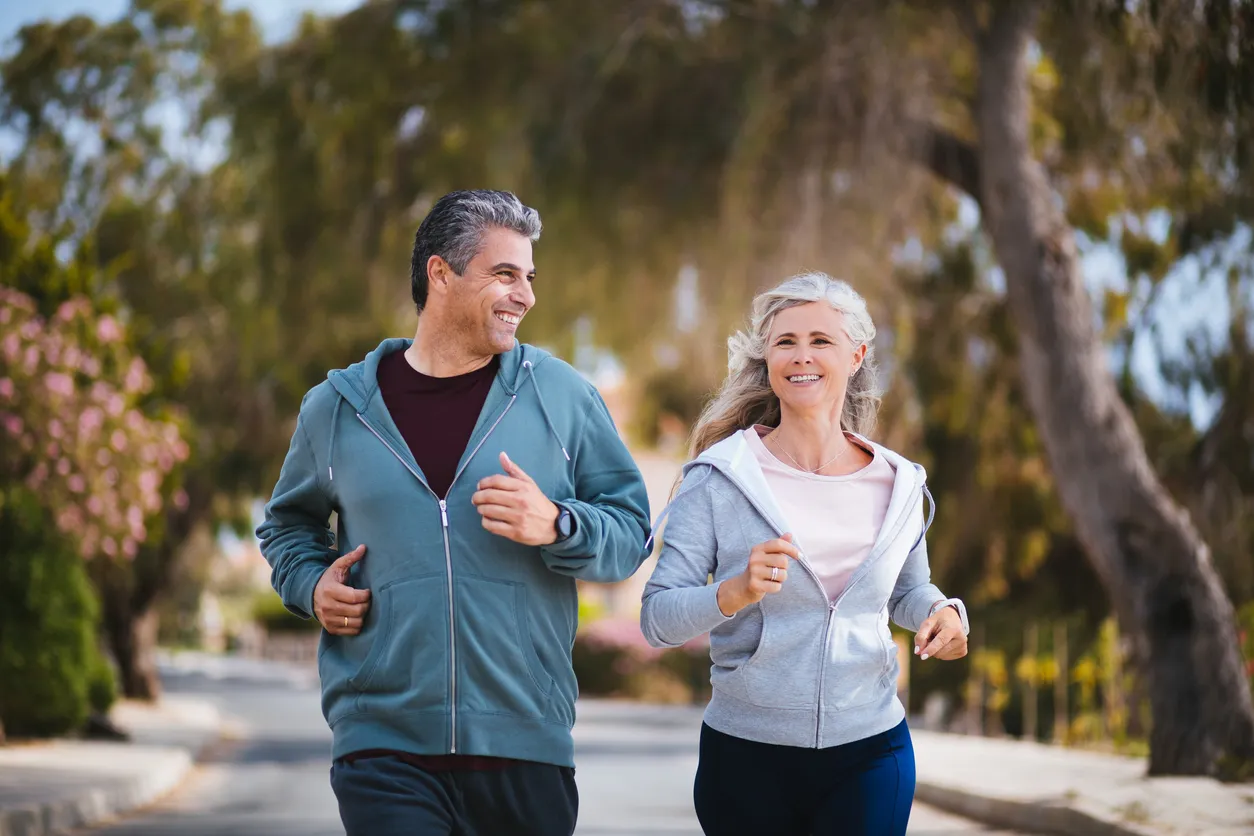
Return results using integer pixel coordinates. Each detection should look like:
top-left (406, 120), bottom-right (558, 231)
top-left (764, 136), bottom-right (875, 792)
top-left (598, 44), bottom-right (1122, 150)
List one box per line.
top-left (427, 255), bottom-right (456, 299)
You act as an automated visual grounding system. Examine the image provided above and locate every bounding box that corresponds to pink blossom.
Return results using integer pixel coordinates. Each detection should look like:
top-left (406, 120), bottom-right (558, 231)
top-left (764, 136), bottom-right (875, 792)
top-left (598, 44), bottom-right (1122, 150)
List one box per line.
top-left (158, 451), bottom-right (173, 471)
top-left (103, 468), bottom-right (118, 486)
top-left (173, 439), bottom-right (190, 461)
top-left (57, 507), bottom-right (84, 531)
top-left (80, 407), bottom-right (104, 436)
top-left (67, 474), bottom-right (86, 493)
top-left (23, 345), bottom-right (40, 373)
top-left (139, 470), bottom-right (161, 494)
top-left (101, 537), bottom-right (117, 557)
top-left (126, 505), bottom-right (144, 529)
top-left (82, 357), bottom-right (100, 376)
top-left (48, 443), bottom-right (63, 461)
top-left (87, 496), bottom-right (104, 515)
top-left (110, 429), bottom-right (128, 451)
top-left (64, 347), bottom-right (81, 369)
top-left (44, 372), bottom-right (74, 398)
top-left (48, 418), bottom-right (64, 439)
top-left (0, 378), bottom-right (13, 399)
top-left (105, 393), bottom-right (124, 417)
top-left (2, 414), bottom-right (21, 436)
top-left (2, 333), bottom-right (19, 361)
top-left (20, 321), bottom-right (39, 339)
top-left (173, 488), bottom-right (189, 510)
top-left (29, 461), bottom-right (48, 484)
top-left (0, 307), bottom-right (9, 324)
top-left (96, 315), bottom-right (123, 343)
top-left (123, 358), bottom-right (148, 393)
top-left (121, 538), bottom-right (138, 558)
top-left (96, 447), bottom-right (111, 466)
top-left (125, 411), bottom-right (142, 430)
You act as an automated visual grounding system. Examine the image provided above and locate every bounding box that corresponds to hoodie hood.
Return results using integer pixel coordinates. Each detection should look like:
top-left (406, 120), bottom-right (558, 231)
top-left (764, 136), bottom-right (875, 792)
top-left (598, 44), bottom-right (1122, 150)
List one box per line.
top-left (649, 429), bottom-right (933, 553)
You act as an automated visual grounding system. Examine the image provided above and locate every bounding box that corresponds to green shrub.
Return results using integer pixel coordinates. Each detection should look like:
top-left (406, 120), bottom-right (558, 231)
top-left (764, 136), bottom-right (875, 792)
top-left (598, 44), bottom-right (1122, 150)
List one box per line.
top-left (86, 653), bottom-right (118, 715)
top-left (0, 490), bottom-right (106, 737)
top-left (252, 589), bottom-right (321, 633)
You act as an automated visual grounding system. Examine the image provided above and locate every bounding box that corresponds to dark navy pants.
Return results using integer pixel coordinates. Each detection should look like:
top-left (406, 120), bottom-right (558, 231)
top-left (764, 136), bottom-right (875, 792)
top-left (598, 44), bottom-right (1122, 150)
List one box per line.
top-left (330, 755), bottom-right (578, 836)
top-left (694, 719), bottom-right (916, 836)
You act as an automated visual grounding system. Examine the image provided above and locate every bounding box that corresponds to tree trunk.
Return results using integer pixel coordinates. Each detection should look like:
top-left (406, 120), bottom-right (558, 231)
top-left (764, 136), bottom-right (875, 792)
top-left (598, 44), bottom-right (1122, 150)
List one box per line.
top-left (92, 478), bottom-right (211, 702)
top-left (104, 606), bottom-right (161, 701)
top-left (956, 1), bottom-right (1254, 777)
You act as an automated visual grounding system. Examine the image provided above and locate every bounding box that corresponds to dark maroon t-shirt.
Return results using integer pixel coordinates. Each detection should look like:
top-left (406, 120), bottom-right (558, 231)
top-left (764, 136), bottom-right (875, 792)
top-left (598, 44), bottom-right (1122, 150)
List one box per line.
top-left (349, 348), bottom-right (515, 772)
top-left (375, 348), bottom-right (499, 499)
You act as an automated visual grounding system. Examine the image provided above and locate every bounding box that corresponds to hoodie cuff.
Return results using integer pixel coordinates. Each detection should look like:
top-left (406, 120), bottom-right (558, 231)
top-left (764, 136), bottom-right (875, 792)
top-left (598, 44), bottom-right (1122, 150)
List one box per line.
top-left (542, 500), bottom-right (595, 560)
top-left (284, 563), bottom-right (326, 621)
top-left (929, 597), bottom-right (969, 636)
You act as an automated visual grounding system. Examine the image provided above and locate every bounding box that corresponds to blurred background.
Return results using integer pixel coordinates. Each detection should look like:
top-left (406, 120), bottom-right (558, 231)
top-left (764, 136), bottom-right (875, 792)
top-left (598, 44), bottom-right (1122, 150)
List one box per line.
top-left (1, 0), bottom-right (1253, 832)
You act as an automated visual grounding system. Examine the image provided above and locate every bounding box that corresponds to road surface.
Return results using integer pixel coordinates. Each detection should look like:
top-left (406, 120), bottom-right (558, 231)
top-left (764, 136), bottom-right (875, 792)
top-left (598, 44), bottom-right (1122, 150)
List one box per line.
top-left (79, 654), bottom-right (1022, 835)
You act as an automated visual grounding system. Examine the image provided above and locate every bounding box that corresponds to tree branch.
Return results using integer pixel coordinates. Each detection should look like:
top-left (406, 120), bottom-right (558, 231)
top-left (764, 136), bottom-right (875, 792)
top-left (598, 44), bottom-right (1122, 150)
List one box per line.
top-left (908, 122), bottom-right (982, 199)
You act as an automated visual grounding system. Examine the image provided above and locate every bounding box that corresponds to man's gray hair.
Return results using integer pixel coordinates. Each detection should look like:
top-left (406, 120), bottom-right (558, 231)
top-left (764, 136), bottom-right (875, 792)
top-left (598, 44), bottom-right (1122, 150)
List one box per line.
top-left (410, 190), bottom-right (542, 312)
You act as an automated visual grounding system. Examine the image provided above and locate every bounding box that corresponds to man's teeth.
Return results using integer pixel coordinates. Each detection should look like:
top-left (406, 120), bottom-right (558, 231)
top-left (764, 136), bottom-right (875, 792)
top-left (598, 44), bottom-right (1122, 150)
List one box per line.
top-left (788, 374), bottom-right (821, 382)
top-left (496, 313), bottom-right (521, 325)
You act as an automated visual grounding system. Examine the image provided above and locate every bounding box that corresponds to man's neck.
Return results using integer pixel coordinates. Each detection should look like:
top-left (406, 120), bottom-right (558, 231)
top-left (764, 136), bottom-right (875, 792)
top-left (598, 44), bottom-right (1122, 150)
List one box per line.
top-left (406, 319), bottom-right (495, 378)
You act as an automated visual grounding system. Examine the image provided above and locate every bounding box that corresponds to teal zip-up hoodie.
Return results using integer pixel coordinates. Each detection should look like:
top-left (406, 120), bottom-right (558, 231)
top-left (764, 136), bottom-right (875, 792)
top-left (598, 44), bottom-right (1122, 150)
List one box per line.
top-left (257, 338), bottom-right (652, 767)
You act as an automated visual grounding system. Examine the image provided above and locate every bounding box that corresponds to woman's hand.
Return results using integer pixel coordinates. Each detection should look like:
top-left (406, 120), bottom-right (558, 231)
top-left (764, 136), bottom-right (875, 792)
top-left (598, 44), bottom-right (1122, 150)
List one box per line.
top-left (716, 534), bottom-right (800, 616)
top-left (914, 605), bottom-right (968, 661)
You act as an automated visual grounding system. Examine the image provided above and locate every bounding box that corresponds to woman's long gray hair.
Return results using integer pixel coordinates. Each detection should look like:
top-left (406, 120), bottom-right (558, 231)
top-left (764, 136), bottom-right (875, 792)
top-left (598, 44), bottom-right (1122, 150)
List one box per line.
top-left (689, 272), bottom-right (880, 456)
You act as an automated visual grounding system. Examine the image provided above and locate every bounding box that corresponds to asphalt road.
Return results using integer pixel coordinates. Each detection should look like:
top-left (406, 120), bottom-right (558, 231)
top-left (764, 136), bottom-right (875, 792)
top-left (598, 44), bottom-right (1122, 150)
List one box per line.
top-left (79, 654), bottom-right (1022, 835)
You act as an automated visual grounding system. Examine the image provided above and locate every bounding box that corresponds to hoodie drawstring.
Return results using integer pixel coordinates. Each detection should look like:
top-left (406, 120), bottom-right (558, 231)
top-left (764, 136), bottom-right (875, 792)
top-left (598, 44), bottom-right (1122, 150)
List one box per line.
top-left (522, 359), bottom-right (571, 462)
top-left (909, 483), bottom-right (935, 553)
top-left (327, 394), bottom-right (344, 482)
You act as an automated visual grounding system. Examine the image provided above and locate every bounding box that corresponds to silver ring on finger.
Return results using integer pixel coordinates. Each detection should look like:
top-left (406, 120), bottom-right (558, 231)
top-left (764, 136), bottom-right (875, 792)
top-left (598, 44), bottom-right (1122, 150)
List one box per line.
top-left (770, 566), bottom-right (779, 582)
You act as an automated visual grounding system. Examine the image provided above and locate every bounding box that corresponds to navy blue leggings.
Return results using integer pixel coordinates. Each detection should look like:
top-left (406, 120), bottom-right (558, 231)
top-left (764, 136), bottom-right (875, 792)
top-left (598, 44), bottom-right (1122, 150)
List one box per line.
top-left (694, 720), bottom-right (915, 836)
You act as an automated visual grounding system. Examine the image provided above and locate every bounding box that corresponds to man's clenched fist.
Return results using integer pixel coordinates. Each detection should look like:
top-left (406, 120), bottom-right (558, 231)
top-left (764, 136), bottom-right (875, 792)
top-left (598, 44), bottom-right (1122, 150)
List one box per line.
top-left (314, 544), bottom-right (371, 636)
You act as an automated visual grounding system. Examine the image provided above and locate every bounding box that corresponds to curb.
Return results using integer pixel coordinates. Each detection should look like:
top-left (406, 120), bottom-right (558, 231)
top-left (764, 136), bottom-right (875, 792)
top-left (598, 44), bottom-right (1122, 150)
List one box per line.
top-left (915, 780), bottom-right (1158, 836)
top-left (0, 747), bottom-right (193, 836)
top-left (0, 698), bottom-right (223, 836)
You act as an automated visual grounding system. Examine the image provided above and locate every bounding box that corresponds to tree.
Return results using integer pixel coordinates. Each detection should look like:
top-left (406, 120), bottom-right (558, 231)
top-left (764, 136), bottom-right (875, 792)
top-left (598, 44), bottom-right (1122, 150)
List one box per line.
top-left (907, 1), bottom-right (1254, 776)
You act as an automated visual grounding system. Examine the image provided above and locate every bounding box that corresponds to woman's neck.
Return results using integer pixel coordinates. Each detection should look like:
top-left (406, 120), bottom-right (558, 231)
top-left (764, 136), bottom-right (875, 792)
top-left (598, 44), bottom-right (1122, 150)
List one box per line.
top-left (767, 411), bottom-right (854, 473)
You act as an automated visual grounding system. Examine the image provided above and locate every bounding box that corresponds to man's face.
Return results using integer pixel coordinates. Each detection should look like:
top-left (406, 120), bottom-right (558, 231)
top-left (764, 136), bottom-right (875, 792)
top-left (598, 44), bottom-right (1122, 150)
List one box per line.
top-left (441, 227), bottom-right (536, 356)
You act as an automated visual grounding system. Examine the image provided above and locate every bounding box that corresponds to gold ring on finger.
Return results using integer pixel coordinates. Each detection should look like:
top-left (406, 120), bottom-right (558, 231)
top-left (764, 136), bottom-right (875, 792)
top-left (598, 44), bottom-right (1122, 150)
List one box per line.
top-left (344, 616), bottom-right (348, 628)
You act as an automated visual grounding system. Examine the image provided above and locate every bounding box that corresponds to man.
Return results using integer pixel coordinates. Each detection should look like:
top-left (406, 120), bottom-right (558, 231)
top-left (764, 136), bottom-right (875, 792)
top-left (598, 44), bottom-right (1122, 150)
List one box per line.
top-left (257, 190), bottom-right (652, 836)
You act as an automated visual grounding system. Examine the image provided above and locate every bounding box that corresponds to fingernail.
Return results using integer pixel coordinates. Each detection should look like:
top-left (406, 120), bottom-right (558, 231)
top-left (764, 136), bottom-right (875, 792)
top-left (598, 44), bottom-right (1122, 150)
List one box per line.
top-left (921, 653), bottom-right (929, 660)
top-left (914, 646), bottom-right (919, 655)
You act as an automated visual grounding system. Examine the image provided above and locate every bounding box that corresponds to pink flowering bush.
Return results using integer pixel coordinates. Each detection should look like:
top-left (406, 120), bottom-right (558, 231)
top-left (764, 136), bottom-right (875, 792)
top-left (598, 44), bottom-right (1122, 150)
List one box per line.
top-left (572, 617), bottom-right (711, 704)
top-left (0, 287), bottom-right (188, 560)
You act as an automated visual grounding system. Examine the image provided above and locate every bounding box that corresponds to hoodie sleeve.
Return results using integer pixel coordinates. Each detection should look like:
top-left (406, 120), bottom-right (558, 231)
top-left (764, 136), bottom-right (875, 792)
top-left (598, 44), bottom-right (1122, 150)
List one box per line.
top-left (889, 492), bottom-right (968, 634)
top-left (640, 465), bottom-right (735, 648)
top-left (540, 389), bottom-right (651, 583)
top-left (256, 401), bottom-right (336, 619)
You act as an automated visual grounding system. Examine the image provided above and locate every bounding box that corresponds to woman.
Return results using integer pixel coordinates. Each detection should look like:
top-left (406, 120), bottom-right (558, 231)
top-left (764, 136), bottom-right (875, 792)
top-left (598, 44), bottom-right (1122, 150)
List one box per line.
top-left (640, 272), bottom-right (969, 836)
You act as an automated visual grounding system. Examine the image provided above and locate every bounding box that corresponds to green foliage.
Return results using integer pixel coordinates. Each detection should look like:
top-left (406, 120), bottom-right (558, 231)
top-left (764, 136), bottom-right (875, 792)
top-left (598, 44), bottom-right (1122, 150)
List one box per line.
top-left (251, 590), bottom-right (320, 634)
top-left (0, 488), bottom-right (105, 737)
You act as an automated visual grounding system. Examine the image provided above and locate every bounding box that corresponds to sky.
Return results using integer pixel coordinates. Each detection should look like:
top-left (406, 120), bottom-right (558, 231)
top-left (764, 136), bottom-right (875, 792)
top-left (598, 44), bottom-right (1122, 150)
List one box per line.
top-left (0, 0), bottom-right (363, 44)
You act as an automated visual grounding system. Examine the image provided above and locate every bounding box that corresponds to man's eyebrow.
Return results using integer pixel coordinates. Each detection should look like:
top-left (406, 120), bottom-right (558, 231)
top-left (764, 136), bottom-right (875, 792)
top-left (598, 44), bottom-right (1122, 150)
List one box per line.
top-left (490, 262), bottom-right (537, 276)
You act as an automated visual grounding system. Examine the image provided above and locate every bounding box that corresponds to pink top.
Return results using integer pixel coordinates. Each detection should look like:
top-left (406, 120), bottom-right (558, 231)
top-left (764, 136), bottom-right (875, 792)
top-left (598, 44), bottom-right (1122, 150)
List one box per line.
top-left (744, 426), bottom-right (896, 601)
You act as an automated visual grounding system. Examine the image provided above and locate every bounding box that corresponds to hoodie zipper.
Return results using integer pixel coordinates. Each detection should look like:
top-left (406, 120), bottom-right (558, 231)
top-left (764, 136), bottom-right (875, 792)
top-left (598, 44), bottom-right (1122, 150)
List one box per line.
top-left (812, 482), bottom-right (923, 746)
top-left (356, 394), bottom-right (517, 754)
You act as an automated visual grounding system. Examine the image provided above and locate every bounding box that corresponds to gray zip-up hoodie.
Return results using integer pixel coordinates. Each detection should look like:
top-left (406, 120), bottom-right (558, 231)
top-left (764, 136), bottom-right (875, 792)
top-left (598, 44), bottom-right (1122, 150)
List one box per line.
top-left (640, 431), bottom-right (968, 749)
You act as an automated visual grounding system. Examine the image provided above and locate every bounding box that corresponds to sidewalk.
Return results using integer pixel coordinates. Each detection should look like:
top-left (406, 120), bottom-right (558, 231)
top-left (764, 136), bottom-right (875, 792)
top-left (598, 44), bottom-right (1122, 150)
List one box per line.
top-left (913, 729), bottom-right (1254, 836)
top-left (0, 697), bottom-right (223, 836)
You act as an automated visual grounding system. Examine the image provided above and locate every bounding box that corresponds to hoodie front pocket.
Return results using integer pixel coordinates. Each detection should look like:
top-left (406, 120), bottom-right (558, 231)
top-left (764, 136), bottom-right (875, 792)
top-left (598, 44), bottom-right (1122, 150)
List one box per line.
top-left (456, 576), bottom-right (555, 720)
top-left (347, 573), bottom-right (449, 706)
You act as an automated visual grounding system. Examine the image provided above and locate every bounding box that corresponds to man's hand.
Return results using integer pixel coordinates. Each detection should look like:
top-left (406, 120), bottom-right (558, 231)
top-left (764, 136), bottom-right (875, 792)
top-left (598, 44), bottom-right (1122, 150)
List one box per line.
top-left (313, 545), bottom-right (371, 636)
top-left (472, 452), bottom-right (560, 546)
top-left (914, 605), bottom-right (967, 661)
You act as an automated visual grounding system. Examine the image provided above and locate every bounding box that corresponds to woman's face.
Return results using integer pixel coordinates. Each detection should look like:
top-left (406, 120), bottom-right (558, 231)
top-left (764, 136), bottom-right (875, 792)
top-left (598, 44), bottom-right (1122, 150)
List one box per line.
top-left (765, 302), bottom-right (866, 420)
